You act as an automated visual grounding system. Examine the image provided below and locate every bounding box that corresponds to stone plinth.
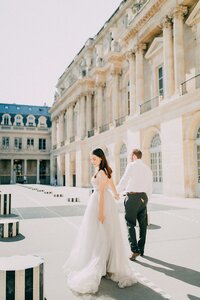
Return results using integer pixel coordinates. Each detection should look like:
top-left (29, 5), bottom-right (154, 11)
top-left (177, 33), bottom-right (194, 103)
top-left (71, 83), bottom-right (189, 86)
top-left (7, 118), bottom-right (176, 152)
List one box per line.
top-left (0, 219), bottom-right (20, 238)
top-left (0, 255), bottom-right (44, 300)
top-left (0, 194), bottom-right (11, 215)
top-left (53, 193), bottom-right (63, 197)
top-left (67, 197), bottom-right (79, 202)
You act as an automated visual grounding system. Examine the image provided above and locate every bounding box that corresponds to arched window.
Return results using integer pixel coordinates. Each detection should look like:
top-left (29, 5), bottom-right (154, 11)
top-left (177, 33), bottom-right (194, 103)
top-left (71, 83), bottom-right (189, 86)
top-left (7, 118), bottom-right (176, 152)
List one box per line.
top-left (38, 116), bottom-right (47, 128)
top-left (1, 114), bottom-right (11, 125)
top-left (26, 114), bottom-right (36, 127)
top-left (150, 134), bottom-right (162, 184)
top-left (120, 144), bottom-right (127, 178)
top-left (14, 114), bottom-right (23, 126)
top-left (196, 127), bottom-right (200, 185)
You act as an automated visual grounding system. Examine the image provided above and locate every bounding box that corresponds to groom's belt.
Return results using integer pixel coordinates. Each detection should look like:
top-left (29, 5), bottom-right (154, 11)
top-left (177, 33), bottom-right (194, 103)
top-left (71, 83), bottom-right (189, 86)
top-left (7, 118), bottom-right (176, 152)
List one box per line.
top-left (126, 192), bottom-right (142, 195)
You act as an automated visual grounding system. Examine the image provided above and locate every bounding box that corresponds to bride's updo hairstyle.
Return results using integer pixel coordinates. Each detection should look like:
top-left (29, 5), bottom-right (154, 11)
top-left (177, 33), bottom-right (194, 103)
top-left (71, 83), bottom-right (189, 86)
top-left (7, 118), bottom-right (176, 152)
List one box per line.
top-left (92, 148), bottom-right (112, 179)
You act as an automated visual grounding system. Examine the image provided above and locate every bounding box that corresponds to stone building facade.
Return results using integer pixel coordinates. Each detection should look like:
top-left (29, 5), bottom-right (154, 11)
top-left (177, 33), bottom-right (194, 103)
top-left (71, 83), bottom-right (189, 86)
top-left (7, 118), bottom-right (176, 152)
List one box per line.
top-left (50, 0), bottom-right (200, 197)
top-left (0, 103), bottom-right (51, 184)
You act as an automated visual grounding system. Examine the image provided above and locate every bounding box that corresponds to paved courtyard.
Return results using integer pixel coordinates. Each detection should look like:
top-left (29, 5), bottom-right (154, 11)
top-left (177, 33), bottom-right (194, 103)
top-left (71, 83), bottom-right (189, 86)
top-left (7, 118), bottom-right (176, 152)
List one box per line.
top-left (0, 184), bottom-right (200, 300)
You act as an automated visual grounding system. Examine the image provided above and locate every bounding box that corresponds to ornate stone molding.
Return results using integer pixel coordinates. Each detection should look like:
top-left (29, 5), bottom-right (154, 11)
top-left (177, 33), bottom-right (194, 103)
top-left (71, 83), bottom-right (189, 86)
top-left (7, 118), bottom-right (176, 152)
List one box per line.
top-left (172, 5), bottom-right (188, 20)
top-left (186, 1), bottom-right (200, 30)
top-left (160, 16), bottom-right (172, 29)
top-left (125, 50), bottom-right (135, 61)
top-left (123, 0), bottom-right (167, 44)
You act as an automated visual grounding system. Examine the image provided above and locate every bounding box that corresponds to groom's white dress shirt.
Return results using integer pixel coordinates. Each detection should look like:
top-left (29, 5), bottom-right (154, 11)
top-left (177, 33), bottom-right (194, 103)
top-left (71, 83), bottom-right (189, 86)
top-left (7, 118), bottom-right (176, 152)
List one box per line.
top-left (117, 159), bottom-right (153, 200)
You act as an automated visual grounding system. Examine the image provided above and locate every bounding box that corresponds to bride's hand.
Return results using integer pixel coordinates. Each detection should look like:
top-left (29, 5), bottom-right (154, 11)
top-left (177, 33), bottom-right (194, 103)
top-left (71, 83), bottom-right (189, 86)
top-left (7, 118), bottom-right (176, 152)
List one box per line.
top-left (114, 193), bottom-right (120, 200)
top-left (98, 210), bottom-right (105, 224)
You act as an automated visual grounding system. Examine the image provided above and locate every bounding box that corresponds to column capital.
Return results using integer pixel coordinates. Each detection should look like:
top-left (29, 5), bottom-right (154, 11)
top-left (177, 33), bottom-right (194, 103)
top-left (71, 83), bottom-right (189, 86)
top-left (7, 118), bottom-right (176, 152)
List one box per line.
top-left (110, 65), bottom-right (122, 76)
top-left (95, 81), bottom-right (106, 88)
top-left (125, 50), bottom-right (135, 61)
top-left (160, 16), bottom-right (172, 29)
top-left (134, 43), bottom-right (146, 54)
top-left (172, 5), bottom-right (188, 20)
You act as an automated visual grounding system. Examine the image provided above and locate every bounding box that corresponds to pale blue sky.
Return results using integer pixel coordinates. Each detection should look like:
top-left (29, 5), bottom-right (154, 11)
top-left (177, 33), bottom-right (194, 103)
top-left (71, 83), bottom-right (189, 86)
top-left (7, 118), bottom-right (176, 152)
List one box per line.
top-left (0, 0), bottom-right (122, 107)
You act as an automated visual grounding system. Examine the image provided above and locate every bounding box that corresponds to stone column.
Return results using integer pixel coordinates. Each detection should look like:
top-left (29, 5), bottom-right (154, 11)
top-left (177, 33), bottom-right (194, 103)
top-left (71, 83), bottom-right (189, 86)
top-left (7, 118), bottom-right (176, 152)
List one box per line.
top-left (173, 6), bottom-right (187, 93)
top-left (57, 155), bottom-right (63, 186)
top-left (68, 105), bottom-right (73, 141)
top-left (58, 113), bottom-right (64, 147)
top-left (50, 155), bottom-right (56, 185)
top-left (64, 112), bottom-right (68, 142)
top-left (135, 44), bottom-right (146, 108)
top-left (86, 93), bottom-right (92, 135)
top-left (65, 152), bottom-right (71, 186)
top-left (24, 159), bottom-right (27, 179)
top-left (162, 17), bottom-right (174, 98)
top-left (76, 150), bottom-right (82, 187)
top-left (80, 95), bottom-right (86, 139)
top-left (10, 159), bottom-right (14, 184)
top-left (96, 82), bottom-right (104, 129)
top-left (112, 69), bottom-right (120, 123)
top-left (161, 117), bottom-right (185, 196)
top-left (36, 160), bottom-right (40, 184)
top-left (51, 118), bottom-right (57, 148)
top-left (126, 51), bottom-right (136, 115)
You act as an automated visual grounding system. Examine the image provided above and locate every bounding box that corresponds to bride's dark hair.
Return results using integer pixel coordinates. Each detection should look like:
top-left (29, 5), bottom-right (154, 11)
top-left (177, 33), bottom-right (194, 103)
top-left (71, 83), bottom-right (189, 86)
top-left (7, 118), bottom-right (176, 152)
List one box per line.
top-left (92, 148), bottom-right (112, 179)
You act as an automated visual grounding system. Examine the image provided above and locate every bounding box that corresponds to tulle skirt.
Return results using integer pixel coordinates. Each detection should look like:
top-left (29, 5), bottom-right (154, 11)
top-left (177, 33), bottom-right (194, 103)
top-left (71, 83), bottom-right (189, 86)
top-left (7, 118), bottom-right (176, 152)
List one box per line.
top-left (63, 189), bottom-right (137, 294)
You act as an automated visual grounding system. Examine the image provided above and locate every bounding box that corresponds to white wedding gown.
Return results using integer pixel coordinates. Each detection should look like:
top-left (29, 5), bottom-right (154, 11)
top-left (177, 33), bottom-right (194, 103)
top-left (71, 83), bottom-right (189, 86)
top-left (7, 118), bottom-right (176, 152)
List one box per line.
top-left (63, 173), bottom-right (137, 294)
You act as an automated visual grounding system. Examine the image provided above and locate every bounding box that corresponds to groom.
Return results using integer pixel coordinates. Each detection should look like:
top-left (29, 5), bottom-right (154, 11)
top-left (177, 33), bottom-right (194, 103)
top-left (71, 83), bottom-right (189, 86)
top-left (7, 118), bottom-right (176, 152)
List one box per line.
top-left (117, 149), bottom-right (153, 260)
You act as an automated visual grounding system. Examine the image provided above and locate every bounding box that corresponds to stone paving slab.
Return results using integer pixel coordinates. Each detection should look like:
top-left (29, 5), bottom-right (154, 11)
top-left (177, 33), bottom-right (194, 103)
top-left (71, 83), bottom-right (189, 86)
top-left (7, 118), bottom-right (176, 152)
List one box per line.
top-left (0, 184), bottom-right (200, 300)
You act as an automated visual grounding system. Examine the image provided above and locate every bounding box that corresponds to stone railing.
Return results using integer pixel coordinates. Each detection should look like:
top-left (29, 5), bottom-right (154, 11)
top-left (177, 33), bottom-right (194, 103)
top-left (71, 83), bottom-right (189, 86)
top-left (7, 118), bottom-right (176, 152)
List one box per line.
top-left (180, 73), bottom-right (200, 95)
top-left (99, 123), bottom-right (109, 133)
top-left (140, 96), bottom-right (159, 114)
top-left (115, 116), bottom-right (126, 127)
top-left (88, 129), bottom-right (95, 138)
top-left (70, 136), bottom-right (75, 143)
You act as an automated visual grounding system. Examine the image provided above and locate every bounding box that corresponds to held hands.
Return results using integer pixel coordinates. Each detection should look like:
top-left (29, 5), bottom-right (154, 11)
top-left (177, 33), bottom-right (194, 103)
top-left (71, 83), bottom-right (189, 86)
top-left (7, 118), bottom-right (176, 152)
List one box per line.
top-left (98, 210), bottom-right (105, 224)
top-left (114, 193), bottom-right (120, 200)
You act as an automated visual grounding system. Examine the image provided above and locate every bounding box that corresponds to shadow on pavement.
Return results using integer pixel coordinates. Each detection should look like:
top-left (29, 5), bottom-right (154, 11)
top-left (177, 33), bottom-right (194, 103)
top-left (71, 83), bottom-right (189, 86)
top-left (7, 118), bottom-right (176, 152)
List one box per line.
top-left (187, 294), bottom-right (200, 300)
top-left (135, 256), bottom-right (200, 288)
top-left (0, 213), bottom-right (19, 218)
top-left (71, 278), bottom-right (167, 300)
top-left (0, 234), bottom-right (25, 242)
top-left (147, 224), bottom-right (161, 230)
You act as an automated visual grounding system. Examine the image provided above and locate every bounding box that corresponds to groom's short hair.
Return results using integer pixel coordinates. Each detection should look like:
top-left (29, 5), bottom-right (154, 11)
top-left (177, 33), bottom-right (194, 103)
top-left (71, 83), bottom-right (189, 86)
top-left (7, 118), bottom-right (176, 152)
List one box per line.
top-left (132, 149), bottom-right (142, 159)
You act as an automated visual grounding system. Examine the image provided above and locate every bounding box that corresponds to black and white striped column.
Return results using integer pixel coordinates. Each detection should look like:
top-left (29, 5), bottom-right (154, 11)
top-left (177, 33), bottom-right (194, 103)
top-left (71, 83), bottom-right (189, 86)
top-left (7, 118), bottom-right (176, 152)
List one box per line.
top-left (0, 194), bottom-right (11, 215)
top-left (0, 255), bottom-right (44, 300)
top-left (0, 219), bottom-right (20, 238)
top-left (67, 197), bottom-right (79, 202)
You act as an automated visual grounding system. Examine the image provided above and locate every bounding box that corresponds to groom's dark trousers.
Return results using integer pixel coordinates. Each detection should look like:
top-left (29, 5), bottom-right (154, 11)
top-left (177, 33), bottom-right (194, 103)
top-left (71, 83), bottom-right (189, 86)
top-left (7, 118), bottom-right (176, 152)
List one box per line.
top-left (124, 192), bottom-right (148, 254)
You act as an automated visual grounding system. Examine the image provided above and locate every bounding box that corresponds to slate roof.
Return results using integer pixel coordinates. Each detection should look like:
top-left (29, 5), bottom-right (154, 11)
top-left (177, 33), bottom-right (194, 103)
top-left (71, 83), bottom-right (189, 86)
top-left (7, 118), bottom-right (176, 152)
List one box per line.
top-left (0, 103), bottom-right (51, 128)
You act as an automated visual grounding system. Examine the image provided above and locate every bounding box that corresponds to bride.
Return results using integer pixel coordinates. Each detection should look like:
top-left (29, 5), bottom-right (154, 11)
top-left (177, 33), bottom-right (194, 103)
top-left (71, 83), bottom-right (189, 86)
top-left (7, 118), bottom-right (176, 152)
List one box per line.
top-left (63, 148), bottom-right (137, 294)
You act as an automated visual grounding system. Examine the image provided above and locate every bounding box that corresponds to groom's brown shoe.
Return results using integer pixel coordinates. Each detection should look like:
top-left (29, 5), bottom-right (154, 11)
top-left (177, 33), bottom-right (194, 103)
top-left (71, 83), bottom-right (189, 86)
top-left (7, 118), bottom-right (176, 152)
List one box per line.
top-left (129, 252), bottom-right (140, 261)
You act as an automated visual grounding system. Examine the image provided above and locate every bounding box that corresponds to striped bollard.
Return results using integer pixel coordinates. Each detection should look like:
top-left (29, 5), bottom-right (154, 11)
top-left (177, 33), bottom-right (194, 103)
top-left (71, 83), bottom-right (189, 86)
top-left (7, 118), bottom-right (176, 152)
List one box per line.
top-left (0, 194), bottom-right (11, 215)
top-left (0, 255), bottom-right (44, 300)
top-left (0, 219), bottom-right (20, 239)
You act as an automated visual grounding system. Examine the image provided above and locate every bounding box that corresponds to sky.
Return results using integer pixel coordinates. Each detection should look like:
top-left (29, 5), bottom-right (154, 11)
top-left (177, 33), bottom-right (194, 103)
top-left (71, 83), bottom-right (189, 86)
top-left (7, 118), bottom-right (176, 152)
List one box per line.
top-left (0, 0), bottom-right (122, 107)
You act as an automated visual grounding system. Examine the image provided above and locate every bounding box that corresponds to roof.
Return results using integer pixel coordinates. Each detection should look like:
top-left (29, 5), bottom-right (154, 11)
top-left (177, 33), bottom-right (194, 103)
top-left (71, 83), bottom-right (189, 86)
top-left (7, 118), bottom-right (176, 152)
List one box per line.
top-left (0, 103), bottom-right (51, 128)
top-left (0, 103), bottom-right (50, 117)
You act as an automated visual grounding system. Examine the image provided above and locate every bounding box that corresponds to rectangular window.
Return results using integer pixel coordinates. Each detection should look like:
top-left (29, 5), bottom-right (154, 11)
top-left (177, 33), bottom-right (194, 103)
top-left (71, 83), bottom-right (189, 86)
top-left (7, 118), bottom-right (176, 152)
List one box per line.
top-left (2, 137), bottom-right (9, 149)
top-left (27, 138), bottom-right (34, 149)
top-left (158, 65), bottom-right (164, 96)
top-left (14, 138), bottom-right (22, 150)
top-left (39, 138), bottom-right (46, 150)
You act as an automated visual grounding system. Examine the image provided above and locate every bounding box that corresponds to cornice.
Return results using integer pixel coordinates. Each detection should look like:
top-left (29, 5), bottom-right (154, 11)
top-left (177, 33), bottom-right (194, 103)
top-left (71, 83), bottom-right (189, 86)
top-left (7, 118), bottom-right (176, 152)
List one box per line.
top-left (122, 0), bottom-right (167, 45)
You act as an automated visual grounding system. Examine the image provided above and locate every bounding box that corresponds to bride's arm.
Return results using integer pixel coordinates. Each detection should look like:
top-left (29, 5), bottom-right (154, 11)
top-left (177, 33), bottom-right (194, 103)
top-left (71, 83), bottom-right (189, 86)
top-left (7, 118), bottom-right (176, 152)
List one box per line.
top-left (108, 176), bottom-right (120, 200)
top-left (98, 170), bottom-right (107, 223)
